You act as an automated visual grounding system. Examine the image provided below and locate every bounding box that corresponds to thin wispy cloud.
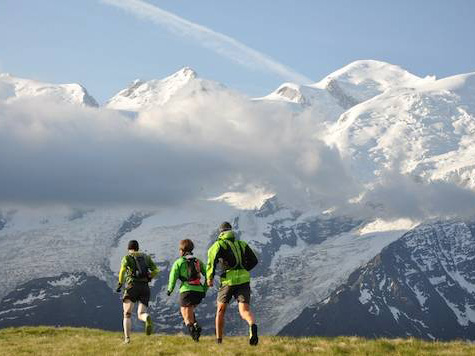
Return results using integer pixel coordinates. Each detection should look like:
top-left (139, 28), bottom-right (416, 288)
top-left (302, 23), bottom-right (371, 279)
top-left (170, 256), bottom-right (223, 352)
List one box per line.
top-left (101, 0), bottom-right (312, 84)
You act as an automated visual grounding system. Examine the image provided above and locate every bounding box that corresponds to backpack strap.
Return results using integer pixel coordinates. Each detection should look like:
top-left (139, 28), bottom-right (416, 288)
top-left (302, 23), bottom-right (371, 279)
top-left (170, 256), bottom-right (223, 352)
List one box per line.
top-left (178, 256), bottom-right (190, 282)
top-left (132, 255), bottom-right (144, 277)
top-left (222, 239), bottom-right (244, 270)
top-left (125, 255), bottom-right (135, 273)
top-left (194, 258), bottom-right (201, 275)
top-left (133, 255), bottom-right (143, 275)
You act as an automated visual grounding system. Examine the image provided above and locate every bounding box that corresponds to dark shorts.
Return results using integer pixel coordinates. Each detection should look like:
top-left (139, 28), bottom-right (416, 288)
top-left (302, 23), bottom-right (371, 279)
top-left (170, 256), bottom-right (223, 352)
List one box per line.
top-left (180, 291), bottom-right (205, 307)
top-left (123, 282), bottom-right (150, 306)
top-left (217, 282), bottom-right (251, 304)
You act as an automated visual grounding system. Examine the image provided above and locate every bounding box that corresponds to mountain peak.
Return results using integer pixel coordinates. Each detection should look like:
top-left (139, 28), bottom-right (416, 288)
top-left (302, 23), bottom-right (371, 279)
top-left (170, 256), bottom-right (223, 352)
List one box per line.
top-left (273, 83), bottom-right (305, 104)
top-left (161, 67), bottom-right (198, 84)
top-left (173, 66), bottom-right (197, 79)
top-left (260, 60), bottom-right (422, 113)
top-left (312, 59), bottom-right (422, 108)
top-left (106, 67), bottom-right (203, 111)
top-left (317, 59), bottom-right (421, 89)
top-left (0, 74), bottom-right (98, 107)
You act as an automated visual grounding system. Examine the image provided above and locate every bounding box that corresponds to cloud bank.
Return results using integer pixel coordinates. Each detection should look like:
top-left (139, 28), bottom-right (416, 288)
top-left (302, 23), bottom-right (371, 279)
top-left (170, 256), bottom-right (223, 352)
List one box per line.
top-left (361, 170), bottom-right (475, 220)
top-left (101, 0), bottom-right (312, 84)
top-left (0, 89), bottom-right (357, 210)
top-left (1, 86), bottom-right (475, 220)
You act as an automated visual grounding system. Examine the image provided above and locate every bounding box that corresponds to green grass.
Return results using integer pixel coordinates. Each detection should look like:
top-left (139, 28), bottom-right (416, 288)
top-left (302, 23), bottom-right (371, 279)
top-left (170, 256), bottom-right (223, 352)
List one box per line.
top-left (0, 327), bottom-right (474, 355)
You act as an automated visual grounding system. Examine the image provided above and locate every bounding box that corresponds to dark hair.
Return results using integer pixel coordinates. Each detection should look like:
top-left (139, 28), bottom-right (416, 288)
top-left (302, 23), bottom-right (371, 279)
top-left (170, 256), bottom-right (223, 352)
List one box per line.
top-left (219, 221), bottom-right (232, 232)
top-left (128, 240), bottom-right (139, 251)
top-left (179, 239), bottom-right (194, 254)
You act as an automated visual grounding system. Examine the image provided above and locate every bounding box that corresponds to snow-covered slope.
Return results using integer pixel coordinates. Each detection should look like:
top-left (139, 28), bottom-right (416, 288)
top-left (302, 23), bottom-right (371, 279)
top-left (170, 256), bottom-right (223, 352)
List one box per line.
top-left (280, 220), bottom-right (475, 340)
top-left (0, 273), bottom-right (121, 330)
top-left (0, 199), bottom-right (409, 334)
top-left (259, 82), bottom-right (345, 120)
top-left (325, 71), bottom-right (475, 185)
top-left (105, 67), bottom-right (225, 112)
top-left (0, 73), bottom-right (98, 107)
top-left (0, 208), bottom-right (131, 301)
top-left (315, 60), bottom-right (423, 108)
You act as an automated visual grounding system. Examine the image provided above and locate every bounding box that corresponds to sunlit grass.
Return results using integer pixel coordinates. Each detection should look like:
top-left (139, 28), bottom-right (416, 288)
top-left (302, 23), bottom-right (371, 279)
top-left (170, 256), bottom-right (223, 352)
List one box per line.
top-left (0, 327), bottom-right (474, 355)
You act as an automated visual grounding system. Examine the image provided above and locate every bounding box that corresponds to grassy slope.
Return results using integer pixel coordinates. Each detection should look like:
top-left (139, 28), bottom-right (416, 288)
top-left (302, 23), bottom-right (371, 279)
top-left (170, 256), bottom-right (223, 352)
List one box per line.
top-left (0, 327), bottom-right (474, 355)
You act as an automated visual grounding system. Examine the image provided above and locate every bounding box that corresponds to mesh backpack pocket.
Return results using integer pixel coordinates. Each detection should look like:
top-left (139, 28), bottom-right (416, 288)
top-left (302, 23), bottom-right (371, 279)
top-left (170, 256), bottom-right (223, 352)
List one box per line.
top-left (186, 257), bottom-right (202, 285)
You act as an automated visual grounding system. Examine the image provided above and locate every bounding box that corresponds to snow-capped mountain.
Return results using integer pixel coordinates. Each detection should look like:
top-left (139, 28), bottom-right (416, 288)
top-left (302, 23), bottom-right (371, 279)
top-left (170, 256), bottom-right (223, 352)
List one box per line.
top-left (261, 60), bottom-right (475, 193)
top-left (105, 67), bottom-right (225, 112)
top-left (0, 73), bottom-right (98, 107)
top-left (280, 220), bottom-right (475, 340)
top-left (325, 71), bottom-right (475, 186)
top-left (0, 200), bottom-right (409, 334)
top-left (260, 60), bottom-right (423, 120)
top-left (2, 60), bottom-right (475, 340)
top-left (316, 60), bottom-right (423, 108)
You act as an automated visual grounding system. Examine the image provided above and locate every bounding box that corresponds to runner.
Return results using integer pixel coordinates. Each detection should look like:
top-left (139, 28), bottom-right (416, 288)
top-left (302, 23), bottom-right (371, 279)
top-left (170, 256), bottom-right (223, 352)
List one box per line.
top-left (116, 240), bottom-right (159, 344)
top-left (167, 239), bottom-right (207, 342)
top-left (206, 222), bottom-right (259, 345)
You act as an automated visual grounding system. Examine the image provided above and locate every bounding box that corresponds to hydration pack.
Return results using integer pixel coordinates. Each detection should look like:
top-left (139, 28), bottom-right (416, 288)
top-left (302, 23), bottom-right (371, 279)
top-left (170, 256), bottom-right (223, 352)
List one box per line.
top-left (131, 254), bottom-right (150, 280)
top-left (220, 239), bottom-right (258, 272)
top-left (185, 257), bottom-right (202, 285)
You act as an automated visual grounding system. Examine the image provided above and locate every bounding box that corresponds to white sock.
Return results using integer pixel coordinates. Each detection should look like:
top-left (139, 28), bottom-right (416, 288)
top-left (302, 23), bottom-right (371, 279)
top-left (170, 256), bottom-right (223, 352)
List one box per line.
top-left (138, 312), bottom-right (149, 322)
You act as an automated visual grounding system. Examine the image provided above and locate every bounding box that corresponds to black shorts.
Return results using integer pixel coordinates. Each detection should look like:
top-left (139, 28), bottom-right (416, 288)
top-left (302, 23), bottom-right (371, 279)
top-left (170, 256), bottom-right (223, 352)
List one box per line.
top-left (180, 291), bottom-right (205, 307)
top-left (123, 282), bottom-right (150, 306)
top-left (217, 282), bottom-right (251, 304)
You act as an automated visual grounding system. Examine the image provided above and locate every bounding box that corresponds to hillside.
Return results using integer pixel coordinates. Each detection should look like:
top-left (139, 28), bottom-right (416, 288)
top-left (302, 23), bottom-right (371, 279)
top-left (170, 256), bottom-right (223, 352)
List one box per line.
top-left (1, 327), bottom-right (474, 356)
top-left (280, 220), bottom-right (475, 339)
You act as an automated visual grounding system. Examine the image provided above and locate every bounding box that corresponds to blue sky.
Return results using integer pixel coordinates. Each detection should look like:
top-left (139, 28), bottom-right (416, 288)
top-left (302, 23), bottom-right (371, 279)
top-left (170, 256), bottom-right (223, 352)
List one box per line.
top-left (1, 0), bottom-right (474, 103)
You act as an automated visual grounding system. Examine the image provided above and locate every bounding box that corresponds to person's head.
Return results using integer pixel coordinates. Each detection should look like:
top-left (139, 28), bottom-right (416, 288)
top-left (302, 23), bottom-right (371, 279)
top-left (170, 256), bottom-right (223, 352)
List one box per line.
top-left (128, 240), bottom-right (139, 252)
top-left (219, 221), bottom-right (232, 233)
top-left (179, 239), bottom-right (194, 256)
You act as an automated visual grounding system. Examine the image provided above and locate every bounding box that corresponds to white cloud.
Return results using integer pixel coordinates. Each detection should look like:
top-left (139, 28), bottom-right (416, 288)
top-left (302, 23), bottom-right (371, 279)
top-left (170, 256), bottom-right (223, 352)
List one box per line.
top-left (359, 170), bottom-right (475, 220)
top-left (209, 189), bottom-right (275, 210)
top-left (0, 88), bottom-right (358, 209)
top-left (1, 86), bottom-right (474, 220)
top-left (101, 0), bottom-right (312, 84)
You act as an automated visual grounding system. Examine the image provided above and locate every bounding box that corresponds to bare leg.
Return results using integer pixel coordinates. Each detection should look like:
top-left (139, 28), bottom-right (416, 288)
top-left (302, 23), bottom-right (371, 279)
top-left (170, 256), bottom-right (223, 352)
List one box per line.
top-left (138, 302), bottom-right (153, 335)
top-left (123, 300), bottom-right (134, 341)
top-left (216, 302), bottom-right (227, 340)
top-left (137, 302), bottom-right (149, 322)
top-left (180, 306), bottom-right (196, 325)
top-left (240, 302), bottom-right (258, 346)
top-left (238, 303), bottom-right (255, 325)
